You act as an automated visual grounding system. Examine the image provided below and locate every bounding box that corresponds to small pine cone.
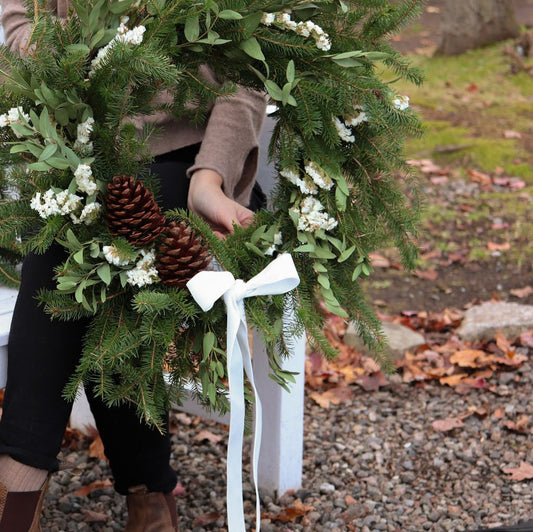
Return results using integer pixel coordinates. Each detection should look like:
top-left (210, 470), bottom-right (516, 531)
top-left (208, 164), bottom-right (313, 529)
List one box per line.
top-left (105, 175), bottom-right (165, 247)
top-left (156, 221), bottom-right (211, 287)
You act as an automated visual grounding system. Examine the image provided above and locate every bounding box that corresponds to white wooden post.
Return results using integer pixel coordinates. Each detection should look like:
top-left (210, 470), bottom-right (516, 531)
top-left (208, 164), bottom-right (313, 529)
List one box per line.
top-left (252, 325), bottom-right (305, 496)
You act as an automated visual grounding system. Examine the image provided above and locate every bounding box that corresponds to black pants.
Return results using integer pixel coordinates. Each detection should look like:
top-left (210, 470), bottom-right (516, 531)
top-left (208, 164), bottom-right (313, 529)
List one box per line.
top-left (0, 146), bottom-right (199, 495)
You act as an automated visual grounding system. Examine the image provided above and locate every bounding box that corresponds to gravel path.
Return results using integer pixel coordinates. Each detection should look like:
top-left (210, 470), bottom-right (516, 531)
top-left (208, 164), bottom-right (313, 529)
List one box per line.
top-left (41, 357), bottom-right (532, 532)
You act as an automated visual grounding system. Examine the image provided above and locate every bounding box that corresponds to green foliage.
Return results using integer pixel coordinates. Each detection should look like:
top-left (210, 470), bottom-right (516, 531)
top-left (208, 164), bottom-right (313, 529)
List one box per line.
top-left (0, 0), bottom-right (423, 428)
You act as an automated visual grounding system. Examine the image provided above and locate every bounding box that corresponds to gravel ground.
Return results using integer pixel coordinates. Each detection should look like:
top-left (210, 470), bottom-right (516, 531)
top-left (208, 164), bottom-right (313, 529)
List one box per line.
top-left (41, 357), bottom-right (533, 532)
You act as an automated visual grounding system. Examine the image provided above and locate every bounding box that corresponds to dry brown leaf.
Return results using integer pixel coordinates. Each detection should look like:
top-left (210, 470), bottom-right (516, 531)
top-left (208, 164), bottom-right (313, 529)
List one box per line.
top-left (510, 286), bottom-right (533, 298)
top-left (89, 434), bottom-right (107, 461)
top-left (309, 386), bottom-right (354, 408)
top-left (432, 417), bottom-right (465, 432)
top-left (487, 241), bottom-right (510, 252)
top-left (494, 330), bottom-right (514, 355)
top-left (439, 373), bottom-right (469, 386)
top-left (503, 130), bottom-right (522, 139)
top-left (356, 371), bottom-right (388, 392)
top-left (264, 500), bottom-right (315, 523)
top-left (192, 511), bottom-right (221, 527)
top-left (450, 349), bottom-right (491, 368)
top-left (73, 479), bottom-right (113, 497)
top-left (493, 407), bottom-right (505, 419)
top-left (503, 462), bottom-right (533, 481)
top-left (413, 269), bottom-right (439, 280)
top-left (504, 415), bottom-right (529, 434)
top-left (519, 330), bottom-right (533, 348)
top-left (82, 509), bottom-right (108, 523)
top-left (193, 429), bottom-right (223, 444)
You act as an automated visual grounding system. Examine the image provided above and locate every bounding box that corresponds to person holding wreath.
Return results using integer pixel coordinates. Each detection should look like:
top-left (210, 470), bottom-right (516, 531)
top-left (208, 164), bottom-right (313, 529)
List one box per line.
top-left (0, 0), bottom-right (267, 529)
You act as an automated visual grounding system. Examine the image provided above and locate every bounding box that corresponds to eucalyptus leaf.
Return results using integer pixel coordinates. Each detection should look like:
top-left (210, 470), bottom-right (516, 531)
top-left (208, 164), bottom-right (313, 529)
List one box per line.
top-left (239, 37), bottom-right (265, 61)
top-left (184, 15), bottom-right (200, 42)
top-left (203, 331), bottom-right (216, 358)
top-left (97, 263), bottom-right (111, 285)
top-left (218, 9), bottom-right (242, 19)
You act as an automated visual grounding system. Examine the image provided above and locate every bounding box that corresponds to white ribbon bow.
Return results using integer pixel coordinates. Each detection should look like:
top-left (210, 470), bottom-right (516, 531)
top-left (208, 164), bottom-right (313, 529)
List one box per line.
top-left (187, 253), bottom-right (300, 532)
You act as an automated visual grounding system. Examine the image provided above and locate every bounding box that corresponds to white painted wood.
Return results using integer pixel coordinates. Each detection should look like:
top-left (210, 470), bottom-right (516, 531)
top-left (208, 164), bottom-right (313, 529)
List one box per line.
top-left (252, 322), bottom-right (306, 496)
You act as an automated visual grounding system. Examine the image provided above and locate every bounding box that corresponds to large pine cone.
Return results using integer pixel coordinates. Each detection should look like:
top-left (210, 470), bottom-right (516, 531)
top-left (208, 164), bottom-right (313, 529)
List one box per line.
top-left (156, 221), bottom-right (211, 287)
top-left (105, 175), bottom-right (166, 247)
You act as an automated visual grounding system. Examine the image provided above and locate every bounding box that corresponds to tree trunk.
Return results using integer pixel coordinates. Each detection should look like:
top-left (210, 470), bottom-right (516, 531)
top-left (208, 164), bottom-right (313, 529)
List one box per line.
top-left (436, 0), bottom-right (519, 55)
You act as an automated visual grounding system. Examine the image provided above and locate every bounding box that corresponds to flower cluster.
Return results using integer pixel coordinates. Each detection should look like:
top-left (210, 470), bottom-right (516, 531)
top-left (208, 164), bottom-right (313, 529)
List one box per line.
top-left (261, 11), bottom-right (331, 51)
top-left (0, 106), bottom-right (31, 137)
top-left (291, 196), bottom-right (338, 233)
top-left (70, 202), bottom-right (102, 225)
top-left (89, 18), bottom-right (146, 75)
top-left (74, 163), bottom-right (98, 195)
top-left (333, 117), bottom-right (355, 143)
top-left (103, 245), bottom-right (132, 266)
top-left (280, 168), bottom-right (317, 195)
top-left (74, 116), bottom-right (95, 154)
top-left (30, 189), bottom-right (82, 219)
top-left (126, 249), bottom-right (160, 287)
top-left (393, 95), bottom-right (410, 111)
top-left (346, 110), bottom-right (368, 127)
top-left (304, 162), bottom-right (334, 190)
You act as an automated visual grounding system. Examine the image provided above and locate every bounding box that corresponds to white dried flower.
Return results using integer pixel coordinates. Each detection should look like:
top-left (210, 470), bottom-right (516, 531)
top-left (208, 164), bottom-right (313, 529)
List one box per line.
top-left (315, 34), bottom-right (331, 51)
top-left (126, 249), bottom-right (159, 287)
top-left (304, 161), bottom-right (334, 190)
top-left (76, 117), bottom-right (94, 145)
top-left (280, 168), bottom-right (317, 195)
top-left (89, 22), bottom-right (145, 75)
top-left (393, 95), bottom-right (410, 111)
top-left (103, 245), bottom-right (131, 266)
top-left (30, 189), bottom-right (82, 219)
top-left (333, 117), bottom-right (355, 143)
top-left (71, 202), bottom-right (101, 225)
top-left (292, 196), bottom-right (338, 233)
top-left (261, 12), bottom-right (275, 26)
top-left (346, 111), bottom-right (368, 126)
top-left (0, 115), bottom-right (9, 128)
top-left (74, 164), bottom-right (97, 195)
top-left (7, 106), bottom-right (30, 124)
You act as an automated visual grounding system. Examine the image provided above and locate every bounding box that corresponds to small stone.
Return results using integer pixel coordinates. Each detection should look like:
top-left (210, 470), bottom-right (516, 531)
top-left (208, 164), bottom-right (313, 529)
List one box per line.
top-left (320, 482), bottom-right (336, 494)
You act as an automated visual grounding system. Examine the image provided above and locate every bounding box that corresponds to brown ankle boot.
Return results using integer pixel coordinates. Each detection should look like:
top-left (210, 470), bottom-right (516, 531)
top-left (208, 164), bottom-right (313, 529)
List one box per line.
top-left (0, 477), bottom-right (49, 531)
top-left (124, 485), bottom-right (178, 531)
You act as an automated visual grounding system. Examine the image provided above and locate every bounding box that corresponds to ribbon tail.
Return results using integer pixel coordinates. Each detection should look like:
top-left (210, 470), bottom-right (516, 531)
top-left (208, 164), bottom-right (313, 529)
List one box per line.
top-left (237, 322), bottom-right (262, 532)
top-left (225, 298), bottom-right (247, 532)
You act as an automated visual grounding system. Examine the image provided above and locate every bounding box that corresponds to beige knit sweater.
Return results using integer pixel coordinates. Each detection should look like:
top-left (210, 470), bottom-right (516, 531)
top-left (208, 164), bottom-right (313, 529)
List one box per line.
top-left (0, 0), bottom-right (267, 205)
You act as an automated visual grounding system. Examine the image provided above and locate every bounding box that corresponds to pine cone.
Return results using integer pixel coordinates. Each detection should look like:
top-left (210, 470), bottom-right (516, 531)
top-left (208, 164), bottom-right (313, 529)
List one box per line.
top-left (156, 221), bottom-right (211, 287)
top-left (105, 175), bottom-right (165, 247)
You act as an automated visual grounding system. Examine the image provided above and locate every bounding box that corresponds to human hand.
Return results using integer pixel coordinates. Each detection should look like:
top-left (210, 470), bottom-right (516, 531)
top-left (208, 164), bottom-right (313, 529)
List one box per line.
top-left (188, 169), bottom-right (254, 237)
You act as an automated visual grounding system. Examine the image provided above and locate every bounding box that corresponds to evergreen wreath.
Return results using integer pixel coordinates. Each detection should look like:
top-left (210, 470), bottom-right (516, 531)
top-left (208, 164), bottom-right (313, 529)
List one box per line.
top-left (0, 0), bottom-right (423, 427)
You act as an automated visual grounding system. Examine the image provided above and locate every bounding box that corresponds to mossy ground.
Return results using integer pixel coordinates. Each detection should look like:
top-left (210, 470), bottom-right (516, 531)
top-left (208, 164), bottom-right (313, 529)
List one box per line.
top-left (365, 34), bottom-right (533, 312)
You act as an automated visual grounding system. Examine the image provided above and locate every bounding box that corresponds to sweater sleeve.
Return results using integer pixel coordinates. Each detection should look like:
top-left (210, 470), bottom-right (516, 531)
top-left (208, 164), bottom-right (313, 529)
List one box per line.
top-left (0, 0), bottom-right (32, 54)
top-left (186, 84), bottom-right (268, 205)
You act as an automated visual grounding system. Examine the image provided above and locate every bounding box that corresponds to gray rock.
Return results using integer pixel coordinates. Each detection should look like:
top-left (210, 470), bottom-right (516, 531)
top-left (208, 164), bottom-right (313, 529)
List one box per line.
top-left (344, 321), bottom-right (425, 361)
top-left (457, 302), bottom-right (533, 341)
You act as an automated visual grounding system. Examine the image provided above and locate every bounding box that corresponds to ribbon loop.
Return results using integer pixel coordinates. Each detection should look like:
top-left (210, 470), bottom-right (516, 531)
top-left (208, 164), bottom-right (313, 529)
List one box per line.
top-left (187, 253), bottom-right (300, 532)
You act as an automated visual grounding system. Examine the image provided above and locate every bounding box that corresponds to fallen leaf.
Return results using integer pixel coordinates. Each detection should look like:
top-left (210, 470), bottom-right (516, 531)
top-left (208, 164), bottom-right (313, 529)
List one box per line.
top-left (504, 415), bottom-right (529, 434)
top-left (493, 407), bottom-right (505, 419)
top-left (193, 429), bottom-right (223, 444)
top-left (494, 330), bottom-right (514, 356)
top-left (174, 412), bottom-right (193, 425)
top-left (356, 371), bottom-right (388, 391)
top-left (439, 373), bottom-right (469, 386)
top-left (89, 434), bottom-right (107, 461)
top-left (368, 252), bottom-right (390, 268)
top-left (432, 417), bottom-right (464, 432)
top-left (450, 349), bottom-right (491, 368)
top-left (192, 511), bottom-right (221, 527)
top-left (73, 479), bottom-right (113, 497)
top-left (413, 269), bottom-right (439, 280)
top-left (518, 330), bottom-right (533, 348)
top-left (309, 386), bottom-right (354, 408)
top-left (510, 286), bottom-right (533, 298)
top-left (487, 241), bottom-right (510, 252)
top-left (345, 494), bottom-right (357, 505)
top-left (82, 510), bottom-right (108, 523)
top-left (503, 462), bottom-right (533, 481)
top-left (264, 499), bottom-right (316, 523)
top-left (503, 130), bottom-right (522, 139)
top-left (468, 169), bottom-right (491, 186)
